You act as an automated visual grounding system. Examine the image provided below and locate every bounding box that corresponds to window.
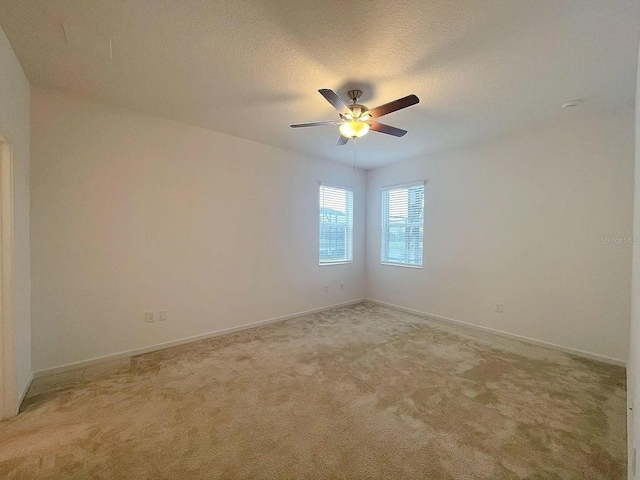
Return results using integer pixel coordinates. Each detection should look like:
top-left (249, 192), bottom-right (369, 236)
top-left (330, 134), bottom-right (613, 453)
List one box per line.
top-left (381, 182), bottom-right (424, 267)
top-left (319, 184), bottom-right (353, 264)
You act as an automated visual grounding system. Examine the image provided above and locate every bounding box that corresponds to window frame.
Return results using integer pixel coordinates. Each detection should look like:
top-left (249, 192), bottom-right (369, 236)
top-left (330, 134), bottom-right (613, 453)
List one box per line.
top-left (380, 181), bottom-right (425, 268)
top-left (318, 183), bottom-right (354, 266)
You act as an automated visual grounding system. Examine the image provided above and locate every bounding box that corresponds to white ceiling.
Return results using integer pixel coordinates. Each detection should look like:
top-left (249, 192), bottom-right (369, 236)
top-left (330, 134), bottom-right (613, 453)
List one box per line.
top-left (1, 1), bottom-right (639, 170)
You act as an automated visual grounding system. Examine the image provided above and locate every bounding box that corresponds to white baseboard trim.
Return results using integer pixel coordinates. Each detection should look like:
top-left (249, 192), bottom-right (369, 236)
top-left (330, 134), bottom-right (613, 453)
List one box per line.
top-left (32, 298), bottom-right (366, 380)
top-left (366, 299), bottom-right (627, 367)
top-left (18, 372), bottom-right (33, 406)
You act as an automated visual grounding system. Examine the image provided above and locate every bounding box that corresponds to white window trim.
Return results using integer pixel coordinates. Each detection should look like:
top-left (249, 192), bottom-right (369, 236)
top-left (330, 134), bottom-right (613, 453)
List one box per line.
top-left (381, 262), bottom-right (423, 269)
top-left (380, 180), bottom-right (425, 268)
top-left (321, 181), bottom-right (354, 191)
top-left (379, 180), bottom-right (425, 190)
top-left (318, 182), bottom-right (354, 266)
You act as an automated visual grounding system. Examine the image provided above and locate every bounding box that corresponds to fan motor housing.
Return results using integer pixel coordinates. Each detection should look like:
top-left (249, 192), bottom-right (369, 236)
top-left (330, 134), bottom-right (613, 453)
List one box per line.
top-left (347, 104), bottom-right (369, 119)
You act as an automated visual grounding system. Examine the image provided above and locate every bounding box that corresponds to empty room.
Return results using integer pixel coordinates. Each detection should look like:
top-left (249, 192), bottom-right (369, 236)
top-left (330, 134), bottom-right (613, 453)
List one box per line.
top-left (1, 1), bottom-right (640, 478)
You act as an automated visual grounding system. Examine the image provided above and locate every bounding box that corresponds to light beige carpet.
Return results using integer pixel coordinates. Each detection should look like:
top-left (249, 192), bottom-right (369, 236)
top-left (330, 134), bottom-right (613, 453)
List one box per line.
top-left (0, 302), bottom-right (626, 479)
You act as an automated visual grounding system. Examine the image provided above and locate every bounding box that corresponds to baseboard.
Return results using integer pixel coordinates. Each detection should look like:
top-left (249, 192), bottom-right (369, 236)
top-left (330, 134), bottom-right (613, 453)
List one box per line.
top-left (366, 299), bottom-right (626, 367)
top-left (32, 298), bottom-right (366, 380)
top-left (18, 372), bottom-right (33, 406)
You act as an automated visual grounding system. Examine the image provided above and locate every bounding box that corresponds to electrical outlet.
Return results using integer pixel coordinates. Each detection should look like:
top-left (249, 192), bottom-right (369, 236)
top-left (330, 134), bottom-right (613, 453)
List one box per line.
top-left (495, 303), bottom-right (503, 313)
top-left (159, 311), bottom-right (168, 321)
top-left (145, 311), bottom-right (155, 323)
top-left (324, 285), bottom-right (329, 293)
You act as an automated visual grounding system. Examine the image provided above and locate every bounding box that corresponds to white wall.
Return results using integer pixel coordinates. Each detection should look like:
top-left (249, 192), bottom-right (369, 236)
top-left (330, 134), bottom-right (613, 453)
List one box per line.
top-left (30, 87), bottom-right (365, 372)
top-left (29, 82), bottom-right (635, 381)
top-left (367, 112), bottom-right (634, 363)
top-left (628, 42), bottom-right (640, 480)
top-left (0, 27), bottom-right (31, 402)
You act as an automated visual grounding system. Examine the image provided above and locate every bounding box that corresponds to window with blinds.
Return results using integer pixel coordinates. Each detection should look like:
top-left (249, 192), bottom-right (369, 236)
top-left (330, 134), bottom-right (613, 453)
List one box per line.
top-left (381, 182), bottom-right (424, 267)
top-left (319, 184), bottom-right (353, 265)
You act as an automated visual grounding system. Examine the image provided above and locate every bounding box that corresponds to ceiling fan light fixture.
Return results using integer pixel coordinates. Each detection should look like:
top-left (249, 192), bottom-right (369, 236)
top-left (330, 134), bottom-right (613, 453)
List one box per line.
top-left (340, 120), bottom-right (369, 139)
top-left (290, 88), bottom-right (418, 144)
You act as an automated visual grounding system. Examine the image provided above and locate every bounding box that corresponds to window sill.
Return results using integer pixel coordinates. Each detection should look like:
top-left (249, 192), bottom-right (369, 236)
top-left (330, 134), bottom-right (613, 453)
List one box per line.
top-left (319, 261), bottom-right (353, 266)
top-left (381, 262), bottom-right (423, 269)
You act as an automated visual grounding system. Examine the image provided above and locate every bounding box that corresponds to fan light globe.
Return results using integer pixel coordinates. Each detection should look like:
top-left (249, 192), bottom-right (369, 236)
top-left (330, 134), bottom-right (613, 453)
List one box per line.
top-left (340, 120), bottom-right (370, 139)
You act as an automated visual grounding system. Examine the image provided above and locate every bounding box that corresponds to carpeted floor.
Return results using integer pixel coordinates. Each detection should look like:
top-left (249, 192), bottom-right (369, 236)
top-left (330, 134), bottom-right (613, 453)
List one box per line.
top-left (0, 302), bottom-right (627, 479)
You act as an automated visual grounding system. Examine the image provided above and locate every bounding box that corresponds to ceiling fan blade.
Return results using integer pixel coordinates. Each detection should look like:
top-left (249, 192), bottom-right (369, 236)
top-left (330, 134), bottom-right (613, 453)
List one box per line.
top-left (368, 94), bottom-right (419, 118)
top-left (318, 89), bottom-right (350, 116)
top-left (290, 121), bottom-right (337, 128)
top-left (369, 121), bottom-right (408, 137)
top-left (337, 135), bottom-right (349, 146)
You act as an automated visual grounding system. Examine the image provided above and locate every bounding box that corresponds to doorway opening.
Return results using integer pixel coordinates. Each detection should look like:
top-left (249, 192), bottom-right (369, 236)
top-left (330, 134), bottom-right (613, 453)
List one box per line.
top-left (0, 134), bottom-right (17, 419)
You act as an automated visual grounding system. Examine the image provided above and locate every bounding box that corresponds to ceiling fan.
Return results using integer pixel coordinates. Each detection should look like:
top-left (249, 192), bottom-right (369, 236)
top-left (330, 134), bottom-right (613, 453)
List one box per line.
top-left (290, 89), bottom-right (419, 145)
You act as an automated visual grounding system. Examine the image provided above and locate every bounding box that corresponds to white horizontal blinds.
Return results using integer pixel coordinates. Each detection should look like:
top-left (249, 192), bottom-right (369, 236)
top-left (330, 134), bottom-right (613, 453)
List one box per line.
top-left (381, 183), bottom-right (425, 266)
top-left (319, 185), bottom-right (353, 264)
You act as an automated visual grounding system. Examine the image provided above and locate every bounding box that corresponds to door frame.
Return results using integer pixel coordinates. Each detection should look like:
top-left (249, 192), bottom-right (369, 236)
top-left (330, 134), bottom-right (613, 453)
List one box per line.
top-left (0, 132), bottom-right (17, 419)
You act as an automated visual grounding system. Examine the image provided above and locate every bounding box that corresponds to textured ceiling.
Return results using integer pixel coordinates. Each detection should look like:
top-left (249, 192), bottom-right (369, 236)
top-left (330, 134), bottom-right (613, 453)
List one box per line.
top-left (1, 1), bottom-right (639, 169)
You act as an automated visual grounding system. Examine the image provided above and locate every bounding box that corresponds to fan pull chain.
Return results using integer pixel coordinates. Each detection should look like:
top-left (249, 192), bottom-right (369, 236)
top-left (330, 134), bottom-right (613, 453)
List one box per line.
top-left (353, 137), bottom-right (357, 170)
